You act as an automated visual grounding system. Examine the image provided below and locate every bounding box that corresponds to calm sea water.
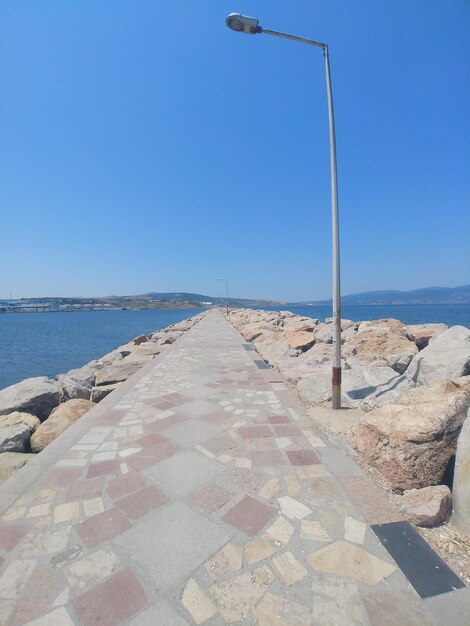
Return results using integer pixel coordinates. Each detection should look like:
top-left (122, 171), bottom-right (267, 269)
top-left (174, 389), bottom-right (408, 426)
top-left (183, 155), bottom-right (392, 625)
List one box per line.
top-left (0, 304), bottom-right (468, 391)
top-left (0, 308), bottom-right (205, 390)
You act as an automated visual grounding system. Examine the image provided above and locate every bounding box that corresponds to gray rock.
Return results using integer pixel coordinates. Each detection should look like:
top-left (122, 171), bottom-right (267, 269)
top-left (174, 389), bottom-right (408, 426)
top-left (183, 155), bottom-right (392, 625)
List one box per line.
top-left (91, 383), bottom-right (120, 403)
top-left (0, 424), bottom-right (31, 453)
top-left (0, 377), bottom-right (62, 421)
top-left (452, 407), bottom-right (470, 537)
top-left (406, 326), bottom-right (470, 386)
top-left (404, 323), bottom-right (448, 350)
top-left (94, 358), bottom-right (150, 386)
top-left (361, 374), bottom-right (416, 412)
top-left (57, 364), bottom-right (96, 400)
top-left (0, 452), bottom-right (33, 485)
top-left (402, 485), bottom-right (452, 527)
top-left (0, 411), bottom-right (41, 433)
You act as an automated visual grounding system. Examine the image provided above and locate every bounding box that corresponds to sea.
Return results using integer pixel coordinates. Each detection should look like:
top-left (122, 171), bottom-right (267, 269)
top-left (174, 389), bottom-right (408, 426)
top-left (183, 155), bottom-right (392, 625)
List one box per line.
top-left (0, 304), bottom-right (469, 391)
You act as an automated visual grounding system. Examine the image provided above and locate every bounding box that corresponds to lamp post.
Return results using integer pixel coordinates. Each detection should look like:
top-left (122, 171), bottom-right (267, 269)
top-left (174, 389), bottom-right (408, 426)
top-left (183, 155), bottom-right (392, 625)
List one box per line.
top-left (226, 13), bottom-right (342, 410)
top-left (216, 278), bottom-right (229, 316)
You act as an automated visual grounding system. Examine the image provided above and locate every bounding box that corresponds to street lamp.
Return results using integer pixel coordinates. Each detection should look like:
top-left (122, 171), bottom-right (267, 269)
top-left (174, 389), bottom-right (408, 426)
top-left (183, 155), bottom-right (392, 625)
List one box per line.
top-left (216, 278), bottom-right (229, 316)
top-left (226, 13), bottom-right (342, 409)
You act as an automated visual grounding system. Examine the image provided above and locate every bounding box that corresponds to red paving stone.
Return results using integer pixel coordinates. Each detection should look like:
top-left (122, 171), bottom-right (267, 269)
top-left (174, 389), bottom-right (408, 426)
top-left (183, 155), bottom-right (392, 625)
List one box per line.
top-left (287, 449), bottom-right (321, 466)
top-left (0, 525), bottom-right (29, 551)
top-left (204, 434), bottom-right (238, 454)
top-left (135, 432), bottom-right (169, 448)
top-left (10, 564), bottom-right (62, 626)
top-left (267, 415), bottom-right (291, 424)
top-left (75, 507), bottom-right (131, 547)
top-left (222, 496), bottom-right (277, 536)
top-left (250, 450), bottom-right (286, 466)
top-left (126, 454), bottom-right (160, 472)
top-left (190, 484), bottom-right (234, 514)
top-left (115, 485), bottom-right (168, 519)
top-left (162, 392), bottom-right (189, 405)
top-left (67, 476), bottom-right (107, 500)
top-left (238, 425), bottom-right (273, 439)
top-left (86, 459), bottom-right (121, 479)
top-left (107, 473), bottom-right (145, 500)
top-left (72, 568), bottom-right (147, 626)
top-left (273, 424), bottom-right (301, 437)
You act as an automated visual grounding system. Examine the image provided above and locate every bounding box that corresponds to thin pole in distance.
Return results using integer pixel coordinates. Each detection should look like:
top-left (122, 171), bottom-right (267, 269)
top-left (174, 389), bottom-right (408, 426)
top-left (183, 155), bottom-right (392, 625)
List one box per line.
top-left (225, 13), bottom-right (342, 409)
top-left (216, 279), bottom-right (229, 316)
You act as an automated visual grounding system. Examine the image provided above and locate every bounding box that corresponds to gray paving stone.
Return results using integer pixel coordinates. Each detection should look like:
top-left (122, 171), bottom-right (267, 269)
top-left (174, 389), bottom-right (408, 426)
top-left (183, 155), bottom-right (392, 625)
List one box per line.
top-left (112, 501), bottom-right (231, 592)
top-left (127, 600), bottom-right (190, 625)
top-left (424, 588), bottom-right (470, 626)
top-left (144, 450), bottom-right (224, 498)
top-left (163, 419), bottom-right (220, 447)
top-left (317, 446), bottom-right (365, 477)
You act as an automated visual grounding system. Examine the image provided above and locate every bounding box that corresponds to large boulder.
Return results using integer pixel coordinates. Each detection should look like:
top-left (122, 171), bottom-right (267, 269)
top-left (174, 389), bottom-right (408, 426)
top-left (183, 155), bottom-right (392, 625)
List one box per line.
top-left (452, 407), bottom-right (470, 537)
top-left (91, 383), bottom-right (120, 403)
top-left (406, 326), bottom-right (470, 386)
top-left (343, 330), bottom-right (418, 374)
top-left (0, 424), bottom-right (31, 453)
top-left (349, 378), bottom-right (470, 491)
top-left (0, 411), bottom-right (40, 433)
top-left (401, 485), bottom-right (452, 527)
top-left (94, 358), bottom-right (150, 386)
top-left (357, 318), bottom-right (406, 336)
top-left (0, 452), bottom-right (33, 485)
top-left (297, 365), bottom-right (400, 408)
top-left (57, 364), bottom-right (97, 400)
top-left (404, 323), bottom-right (447, 350)
top-left (360, 375), bottom-right (416, 412)
top-left (30, 399), bottom-right (94, 452)
top-left (284, 330), bottom-right (315, 352)
top-left (0, 377), bottom-right (61, 421)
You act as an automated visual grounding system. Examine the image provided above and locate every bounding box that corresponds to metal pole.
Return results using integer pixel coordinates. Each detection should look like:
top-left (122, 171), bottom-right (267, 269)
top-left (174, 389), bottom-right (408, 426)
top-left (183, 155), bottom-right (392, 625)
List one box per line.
top-left (324, 45), bottom-right (342, 409)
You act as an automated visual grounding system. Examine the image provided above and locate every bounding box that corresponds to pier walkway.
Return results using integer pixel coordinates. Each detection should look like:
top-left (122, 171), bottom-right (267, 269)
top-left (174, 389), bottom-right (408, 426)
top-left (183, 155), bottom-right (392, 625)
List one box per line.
top-left (0, 310), bottom-right (468, 625)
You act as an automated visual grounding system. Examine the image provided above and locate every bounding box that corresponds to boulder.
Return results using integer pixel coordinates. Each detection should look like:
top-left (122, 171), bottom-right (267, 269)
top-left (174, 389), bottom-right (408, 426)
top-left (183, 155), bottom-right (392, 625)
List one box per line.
top-left (0, 411), bottom-right (40, 433)
top-left (404, 323), bottom-right (447, 350)
top-left (452, 407), bottom-right (470, 537)
top-left (284, 330), bottom-right (315, 352)
top-left (30, 399), bottom-right (94, 452)
top-left (0, 424), bottom-right (31, 453)
top-left (360, 375), bottom-right (416, 412)
top-left (94, 358), bottom-right (149, 386)
top-left (343, 329), bottom-right (418, 374)
top-left (0, 377), bottom-right (61, 421)
top-left (132, 334), bottom-right (148, 345)
top-left (357, 318), bottom-right (406, 336)
top-left (297, 365), bottom-right (399, 408)
top-left (91, 383), bottom-right (120, 403)
top-left (57, 364), bottom-right (96, 400)
top-left (349, 378), bottom-right (470, 491)
top-left (406, 326), bottom-right (470, 386)
top-left (241, 323), bottom-right (267, 342)
top-left (314, 324), bottom-right (334, 344)
top-left (0, 452), bottom-right (33, 485)
top-left (324, 318), bottom-right (358, 331)
top-left (401, 485), bottom-right (452, 527)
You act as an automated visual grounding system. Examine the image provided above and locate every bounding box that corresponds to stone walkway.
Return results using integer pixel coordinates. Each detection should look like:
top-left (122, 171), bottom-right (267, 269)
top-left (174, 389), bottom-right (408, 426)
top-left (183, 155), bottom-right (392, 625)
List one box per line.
top-left (0, 310), bottom-right (468, 625)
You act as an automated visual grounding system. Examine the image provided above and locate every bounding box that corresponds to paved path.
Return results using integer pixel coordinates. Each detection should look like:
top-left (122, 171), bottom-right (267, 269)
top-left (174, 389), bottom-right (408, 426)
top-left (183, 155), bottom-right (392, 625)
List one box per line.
top-left (0, 310), bottom-right (468, 625)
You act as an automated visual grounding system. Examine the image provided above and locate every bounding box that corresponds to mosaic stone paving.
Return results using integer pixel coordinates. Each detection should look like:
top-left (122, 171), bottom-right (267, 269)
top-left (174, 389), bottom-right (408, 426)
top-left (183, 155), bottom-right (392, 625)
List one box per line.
top-left (0, 310), bottom-right (468, 625)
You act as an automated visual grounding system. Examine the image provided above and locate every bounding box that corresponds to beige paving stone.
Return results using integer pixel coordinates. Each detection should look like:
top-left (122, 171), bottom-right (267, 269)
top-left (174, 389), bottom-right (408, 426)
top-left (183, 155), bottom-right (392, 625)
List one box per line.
top-left (271, 551), bottom-right (308, 586)
top-left (0, 559), bottom-right (36, 599)
top-left (307, 540), bottom-right (396, 585)
top-left (258, 478), bottom-right (280, 499)
top-left (19, 526), bottom-right (71, 557)
top-left (317, 510), bottom-right (339, 530)
top-left (264, 516), bottom-right (294, 546)
top-left (209, 566), bottom-right (273, 623)
top-left (344, 517), bottom-right (367, 544)
top-left (195, 445), bottom-right (216, 459)
top-left (278, 496), bottom-right (312, 520)
top-left (54, 502), bottom-right (80, 524)
top-left (245, 539), bottom-right (275, 564)
top-left (28, 503), bottom-right (52, 518)
top-left (235, 457), bottom-right (252, 469)
top-left (303, 430), bottom-right (326, 448)
top-left (255, 591), bottom-right (312, 626)
top-left (312, 574), bottom-right (368, 625)
top-left (120, 462), bottom-right (129, 474)
top-left (118, 448), bottom-right (140, 458)
top-left (64, 546), bottom-right (121, 591)
top-left (205, 543), bottom-right (243, 581)
top-left (275, 437), bottom-right (292, 450)
top-left (182, 578), bottom-right (217, 625)
top-left (83, 497), bottom-right (105, 518)
top-left (2, 506), bottom-right (26, 522)
top-left (284, 474), bottom-right (301, 497)
top-left (217, 454), bottom-right (233, 464)
top-left (23, 607), bottom-right (75, 625)
top-left (295, 465), bottom-right (330, 480)
top-left (34, 514), bottom-right (53, 528)
top-left (300, 520), bottom-right (332, 543)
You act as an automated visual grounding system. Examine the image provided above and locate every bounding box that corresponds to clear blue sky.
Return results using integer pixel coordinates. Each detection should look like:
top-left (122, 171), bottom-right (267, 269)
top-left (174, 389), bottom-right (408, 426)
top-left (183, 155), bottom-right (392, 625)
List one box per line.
top-left (1, 0), bottom-right (469, 301)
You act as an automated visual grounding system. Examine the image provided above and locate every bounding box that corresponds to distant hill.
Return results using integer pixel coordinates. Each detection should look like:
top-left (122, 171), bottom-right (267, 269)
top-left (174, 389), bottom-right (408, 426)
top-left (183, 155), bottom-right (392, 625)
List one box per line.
top-left (295, 285), bottom-right (470, 306)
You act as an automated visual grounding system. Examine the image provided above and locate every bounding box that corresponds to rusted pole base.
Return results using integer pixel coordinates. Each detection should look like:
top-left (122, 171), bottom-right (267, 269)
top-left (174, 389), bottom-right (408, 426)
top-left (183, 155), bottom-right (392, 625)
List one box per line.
top-left (332, 366), bottom-right (342, 409)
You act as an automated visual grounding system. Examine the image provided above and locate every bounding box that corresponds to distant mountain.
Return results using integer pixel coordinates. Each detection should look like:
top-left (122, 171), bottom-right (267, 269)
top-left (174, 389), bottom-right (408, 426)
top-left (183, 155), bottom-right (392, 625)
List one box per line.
top-left (295, 285), bottom-right (470, 306)
top-left (110, 292), bottom-right (281, 307)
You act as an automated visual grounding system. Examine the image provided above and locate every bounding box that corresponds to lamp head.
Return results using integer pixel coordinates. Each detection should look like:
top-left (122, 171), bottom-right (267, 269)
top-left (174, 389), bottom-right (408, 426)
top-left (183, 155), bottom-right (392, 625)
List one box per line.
top-left (226, 13), bottom-right (261, 34)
